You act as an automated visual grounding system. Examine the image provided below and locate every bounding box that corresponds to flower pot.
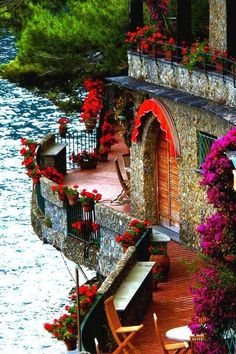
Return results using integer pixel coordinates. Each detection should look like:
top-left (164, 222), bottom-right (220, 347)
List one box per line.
top-left (79, 160), bottom-right (97, 169)
top-left (83, 201), bottom-right (94, 212)
top-left (215, 62), bottom-right (223, 73)
top-left (58, 190), bottom-right (66, 201)
top-left (67, 194), bottom-right (78, 206)
top-left (32, 177), bottom-right (40, 185)
top-left (59, 126), bottom-right (67, 138)
top-left (152, 280), bottom-right (159, 291)
top-left (64, 338), bottom-right (77, 351)
top-left (149, 254), bottom-right (170, 281)
top-left (99, 152), bottom-right (108, 162)
top-left (85, 118), bottom-right (96, 133)
top-left (122, 244), bottom-right (129, 253)
top-left (164, 50), bottom-right (174, 61)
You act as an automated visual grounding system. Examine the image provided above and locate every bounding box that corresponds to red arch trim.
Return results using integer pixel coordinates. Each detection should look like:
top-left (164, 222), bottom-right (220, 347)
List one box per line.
top-left (131, 99), bottom-right (180, 157)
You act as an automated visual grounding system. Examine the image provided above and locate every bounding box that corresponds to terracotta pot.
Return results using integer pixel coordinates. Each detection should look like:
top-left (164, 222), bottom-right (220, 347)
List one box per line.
top-left (32, 177), bottom-right (40, 185)
top-left (64, 338), bottom-right (77, 351)
top-left (164, 50), bottom-right (174, 61)
top-left (149, 254), bottom-right (170, 281)
top-left (58, 190), bottom-right (66, 201)
top-left (99, 152), bottom-right (108, 162)
top-left (122, 244), bottom-right (129, 253)
top-left (79, 160), bottom-right (97, 169)
top-left (85, 118), bottom-right (96, 133)
top-left (67, 194), bottom-right (78, 206)
top-left (83, 201), bottom-right (94, 212)
top-left (59, 126), bottom-right (67, 138)
top-left (182, 55), bottom-right (189, 64)
top-left (152, 280), bottom-right (159, 291)
top-left (215, 62), bottom-right (223, 73)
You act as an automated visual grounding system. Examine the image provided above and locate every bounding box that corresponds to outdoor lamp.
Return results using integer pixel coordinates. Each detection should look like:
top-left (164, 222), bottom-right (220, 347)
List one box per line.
top-left (226, 151), bottom-right (236, 191)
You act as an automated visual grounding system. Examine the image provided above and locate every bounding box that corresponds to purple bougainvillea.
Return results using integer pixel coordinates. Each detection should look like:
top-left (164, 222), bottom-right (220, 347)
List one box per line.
top-left (190, 127), bottom-right (236, 353)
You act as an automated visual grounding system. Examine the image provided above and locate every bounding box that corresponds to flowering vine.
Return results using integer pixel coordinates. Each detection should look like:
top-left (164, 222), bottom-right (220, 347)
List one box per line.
top-left (190, 127), bottom-right (236, 353)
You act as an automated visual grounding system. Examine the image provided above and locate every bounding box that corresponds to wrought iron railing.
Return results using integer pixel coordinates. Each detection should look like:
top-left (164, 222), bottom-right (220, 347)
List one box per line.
top-left (67, 202), bottom-right (100, 258)
top-left (55, 128), bottom-right (99, 170)
top-left (127, 42), bottom-right (236, 88)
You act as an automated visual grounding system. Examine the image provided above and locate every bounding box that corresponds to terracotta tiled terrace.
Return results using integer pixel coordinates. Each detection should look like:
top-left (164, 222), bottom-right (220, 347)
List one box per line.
top-left (64, 136), bottom-right (197, 353)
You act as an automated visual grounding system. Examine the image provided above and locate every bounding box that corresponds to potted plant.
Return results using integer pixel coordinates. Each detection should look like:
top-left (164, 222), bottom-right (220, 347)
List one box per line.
top-left (51, 184), bottom-right (68, 201)
top-left (69, 149), bottom-right (99, 169)
top-left (58, 117), bottom-right (70, 137)
top-left (163, 37), bottom-right (176, 61)
top-left (152, 264), bottom-right (164, 290)
top-left (72, 220), bottom-right (100, 236)
top-left (116, 219), bottom-right (151, 253)
top-left (40, 166), bottom-right (64, 184)
top-left (65, 184), bottom-right (79, 206)
top-left (79, 188), bottom-right (102, 212)
top-left (184, 41), bottom-right (210, 71)
top-left (44, 284), bottom-right (98, 351)
top-left (212, 50), bottom-right (228, 73)
top-left (148, 245), bottom-right (170, 281)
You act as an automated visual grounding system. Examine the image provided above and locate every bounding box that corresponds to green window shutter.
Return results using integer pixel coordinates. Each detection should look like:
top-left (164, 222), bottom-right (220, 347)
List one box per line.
top-left (198, 131), bottom-right (217, 168)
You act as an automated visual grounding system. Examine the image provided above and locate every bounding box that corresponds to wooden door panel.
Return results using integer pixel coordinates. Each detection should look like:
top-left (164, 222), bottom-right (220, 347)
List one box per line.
top-left (157, 130), bottom-right (180, 231)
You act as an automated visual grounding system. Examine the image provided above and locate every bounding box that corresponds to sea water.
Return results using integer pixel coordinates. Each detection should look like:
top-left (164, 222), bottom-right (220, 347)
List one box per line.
top-left (0, 33), bottom-right (94, 354)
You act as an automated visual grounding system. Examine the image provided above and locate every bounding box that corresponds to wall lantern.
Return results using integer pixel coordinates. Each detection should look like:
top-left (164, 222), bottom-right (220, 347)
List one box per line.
top-left (226, 151), bottom-right (236, 191)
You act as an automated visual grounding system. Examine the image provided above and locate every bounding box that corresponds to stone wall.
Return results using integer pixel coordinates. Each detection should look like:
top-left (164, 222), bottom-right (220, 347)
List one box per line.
top-left (128, 52), bottom-right (236, 108)
top-left (31, 177), bottom-right (140, 275)
top-left (95, 203), bottom-right (135, 276)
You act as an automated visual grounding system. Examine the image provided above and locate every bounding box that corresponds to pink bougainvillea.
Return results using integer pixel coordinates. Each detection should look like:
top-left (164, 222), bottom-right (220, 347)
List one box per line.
top-left (190, 127), bottom-right (236, 353)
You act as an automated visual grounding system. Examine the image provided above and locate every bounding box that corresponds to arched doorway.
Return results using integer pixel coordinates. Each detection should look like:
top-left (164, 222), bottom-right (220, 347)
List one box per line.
top-left (156, 129), bottom-right (180, 232)
top-left (132, 99), bottom-right (180, 233)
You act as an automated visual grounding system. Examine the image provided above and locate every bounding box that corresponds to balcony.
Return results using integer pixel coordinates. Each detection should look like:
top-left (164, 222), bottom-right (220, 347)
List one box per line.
top-left (127, 49), bottom-right (236, 109)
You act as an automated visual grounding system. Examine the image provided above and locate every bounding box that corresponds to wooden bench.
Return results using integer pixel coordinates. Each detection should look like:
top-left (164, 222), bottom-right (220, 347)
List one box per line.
top-left (113, 261), bottom-right (155, 325)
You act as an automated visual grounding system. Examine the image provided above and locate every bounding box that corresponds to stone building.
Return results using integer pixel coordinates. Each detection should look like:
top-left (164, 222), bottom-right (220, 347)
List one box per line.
top-left (105, 0), bottom-right (236, 249)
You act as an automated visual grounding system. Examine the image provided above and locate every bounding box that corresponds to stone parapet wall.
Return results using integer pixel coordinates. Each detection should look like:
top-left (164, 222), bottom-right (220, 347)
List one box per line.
top-left (128, 52), bottom-right (236, 108)
top-left (95, 203), bottom-right (135, 276)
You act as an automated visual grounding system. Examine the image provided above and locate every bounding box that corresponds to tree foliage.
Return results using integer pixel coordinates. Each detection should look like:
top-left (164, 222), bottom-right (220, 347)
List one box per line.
top-left (1, 0), bottom-right (127, 85)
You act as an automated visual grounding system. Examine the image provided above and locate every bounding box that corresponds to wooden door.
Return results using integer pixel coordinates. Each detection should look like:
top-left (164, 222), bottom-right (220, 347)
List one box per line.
top-left (156, 129), bottom-right (180, 232)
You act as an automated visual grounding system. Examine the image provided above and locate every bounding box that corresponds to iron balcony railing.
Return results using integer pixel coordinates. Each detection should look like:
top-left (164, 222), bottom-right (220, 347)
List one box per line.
top-left (55, 128), bottom-right (99, 170)
top-left (127, 42), bottom-right (236, 88)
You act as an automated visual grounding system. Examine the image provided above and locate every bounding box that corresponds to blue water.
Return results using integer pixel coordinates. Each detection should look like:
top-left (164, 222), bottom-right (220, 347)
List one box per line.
top-left (0, 33), bottom-right (94, 353)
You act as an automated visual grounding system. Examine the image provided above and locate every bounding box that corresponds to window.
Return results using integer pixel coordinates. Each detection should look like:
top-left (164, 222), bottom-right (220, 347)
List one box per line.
top-left (198, 131), bottom-right (217, 168)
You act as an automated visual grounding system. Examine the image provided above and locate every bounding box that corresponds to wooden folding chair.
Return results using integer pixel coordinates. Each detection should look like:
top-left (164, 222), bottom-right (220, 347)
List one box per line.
top-left (189, 334), bottom-right (206, 354)
top-left (122, 153), bottom-right (131, 179)
top-left (111, 158), bottom-right (130, 203)
top-left (153, 313), bottom-right (190, 354)
top-left (94, 337), bottom-right (101, 354)
top-left (104, 296), bottom-right (143, 354)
